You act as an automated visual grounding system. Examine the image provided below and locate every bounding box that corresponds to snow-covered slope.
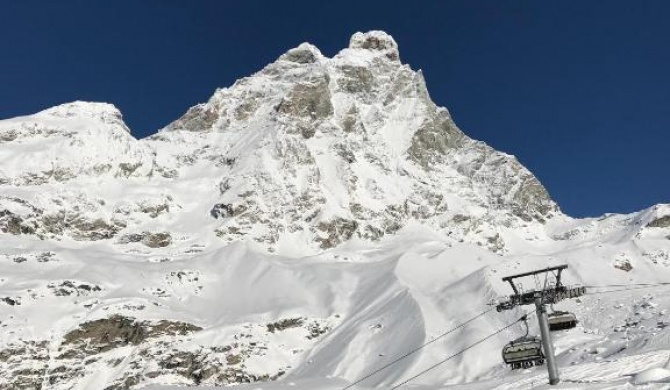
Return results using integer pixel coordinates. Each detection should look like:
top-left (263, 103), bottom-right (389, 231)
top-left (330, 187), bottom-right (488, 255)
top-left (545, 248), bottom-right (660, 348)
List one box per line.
top-left (1, 31), bottom-right (669, 390)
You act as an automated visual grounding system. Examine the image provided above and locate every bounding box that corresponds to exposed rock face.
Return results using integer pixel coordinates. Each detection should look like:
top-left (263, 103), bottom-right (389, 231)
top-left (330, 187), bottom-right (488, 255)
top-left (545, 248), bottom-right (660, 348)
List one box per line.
top-left (614, 259), bottom-right (634, 272)
top-left (163, 103), bottom-right (220, 133)
top-left (316, 218), bottom-right (359, 249)
top-left (349, 30), bottom-right (400, 61)
top-left (118, 231), bottom-right (172, 247)
top-left (648, 215), bottom-right (670, 228)
top-left (0, 196), bottom-right (122, 240)
top-left (142, 232), bottom-right (172, 248)
top-left (43, 214), bottom-right (121, 241)
top-left (407, 109), bottom-right (466, 165)
top-left (0, 341), bottom-right (49, 390)
top-left (49, 280), bottom-right (102, 297)
top-left (277, 74), bottom-right (333, 121)
top-left (336, 65), bottom-right (374, 94)
top-left (61, 315), bottom-right (202, 354)
top-left (279, 43), bottom-right (322, 64)
top-left (0, 312), bottom-right (331, 390)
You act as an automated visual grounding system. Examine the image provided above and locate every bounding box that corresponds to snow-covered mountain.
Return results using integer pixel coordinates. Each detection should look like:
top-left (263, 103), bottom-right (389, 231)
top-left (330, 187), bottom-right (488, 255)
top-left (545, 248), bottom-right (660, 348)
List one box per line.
top-left (1, 31), bottom-right (669, 390)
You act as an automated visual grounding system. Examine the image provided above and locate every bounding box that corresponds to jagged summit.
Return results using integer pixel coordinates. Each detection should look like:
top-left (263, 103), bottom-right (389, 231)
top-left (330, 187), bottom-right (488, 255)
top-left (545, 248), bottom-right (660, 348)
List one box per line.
top-left (278, 43), bottom-right (324, 64)
top-left (154, 30), bottom-right (558, 254)
top-left (161, 31), bottom-right (409, 134)
top-left (347, 30), bottom-right (400, 61)
top-left (278, 31), bottom-right (399, 66)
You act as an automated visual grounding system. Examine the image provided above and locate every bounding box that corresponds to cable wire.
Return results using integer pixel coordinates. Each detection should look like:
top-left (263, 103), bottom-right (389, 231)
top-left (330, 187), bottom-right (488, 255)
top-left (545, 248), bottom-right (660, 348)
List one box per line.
top-left (342, 306), bottom-right (496, 390)
top-left (389, 312), bottom-right (531, 390)
top-left (583, 281), bottom-right (670, 297)
top-left (586, 284), bottom-right (670, 295)
top-left (584, 282), bottom-right (670, 289)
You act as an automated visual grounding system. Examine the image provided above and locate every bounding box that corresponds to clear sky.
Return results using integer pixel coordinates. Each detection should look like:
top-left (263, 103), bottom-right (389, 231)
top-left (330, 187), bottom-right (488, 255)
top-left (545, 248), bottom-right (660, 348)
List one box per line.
top-left (1, 1), bottom-right (668, 218)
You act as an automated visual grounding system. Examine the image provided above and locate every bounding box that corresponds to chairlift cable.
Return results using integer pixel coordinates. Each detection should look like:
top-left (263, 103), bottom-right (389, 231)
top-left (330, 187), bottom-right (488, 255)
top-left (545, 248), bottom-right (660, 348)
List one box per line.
top-left (390, 311), bottom-right (533, 390)
top-left (584, 282), bottom-right (670, 289)
top-left (341, 306), bottom-right (497, 390)
top-left (586, 284), bottom-right (670, 295)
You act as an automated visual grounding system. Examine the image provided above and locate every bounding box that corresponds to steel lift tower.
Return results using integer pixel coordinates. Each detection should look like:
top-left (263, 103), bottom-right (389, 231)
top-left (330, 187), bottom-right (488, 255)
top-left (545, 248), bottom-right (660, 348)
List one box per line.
top-left (496, 265), bottom-right (586, 385)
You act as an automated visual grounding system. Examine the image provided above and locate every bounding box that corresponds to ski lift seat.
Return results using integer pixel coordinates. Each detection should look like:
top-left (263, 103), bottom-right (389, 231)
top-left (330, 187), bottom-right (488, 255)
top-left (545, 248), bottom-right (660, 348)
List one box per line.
top-left (502, 336), bottom-right (545, 369)
top-left (548, 311), bottom-right (577, 331)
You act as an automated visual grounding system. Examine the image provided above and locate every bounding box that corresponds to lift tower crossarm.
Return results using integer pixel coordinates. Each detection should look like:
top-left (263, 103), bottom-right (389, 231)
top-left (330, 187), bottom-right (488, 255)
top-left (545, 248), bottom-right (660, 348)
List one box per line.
top-left (501, 265), bottom-right (568, 285)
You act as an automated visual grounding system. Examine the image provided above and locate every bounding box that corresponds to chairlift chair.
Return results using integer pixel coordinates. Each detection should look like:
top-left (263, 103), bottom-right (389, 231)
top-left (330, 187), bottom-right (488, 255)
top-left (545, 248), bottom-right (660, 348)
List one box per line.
top-left (502, 336), bottom-right (545, 369)
top-left (502, 315), bottom-right (545, 369)
top-left (548, 310), bottom-right (578, 331)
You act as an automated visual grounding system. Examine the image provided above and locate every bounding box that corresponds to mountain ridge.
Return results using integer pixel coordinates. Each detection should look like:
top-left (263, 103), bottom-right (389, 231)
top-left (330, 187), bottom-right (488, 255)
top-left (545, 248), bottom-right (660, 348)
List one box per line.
top-left (0, 31), bottom-right (563, 255)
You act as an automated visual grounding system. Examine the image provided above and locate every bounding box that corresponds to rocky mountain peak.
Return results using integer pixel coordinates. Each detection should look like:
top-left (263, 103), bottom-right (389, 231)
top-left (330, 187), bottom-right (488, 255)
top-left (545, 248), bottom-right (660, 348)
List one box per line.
top-left (347, 30), bottom-right (400, 61)
top-left (278, 43), bottom-right (324, 64)
top-left (148, 31), bottom-right (561, 254)
top-left (1, 31), bottom-right (560, 254)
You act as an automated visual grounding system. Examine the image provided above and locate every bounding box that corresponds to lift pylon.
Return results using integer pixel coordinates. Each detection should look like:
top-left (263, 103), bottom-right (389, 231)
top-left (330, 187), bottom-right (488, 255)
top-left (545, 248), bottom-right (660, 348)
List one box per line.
top-left (496, 265), bottom-right (585, 386)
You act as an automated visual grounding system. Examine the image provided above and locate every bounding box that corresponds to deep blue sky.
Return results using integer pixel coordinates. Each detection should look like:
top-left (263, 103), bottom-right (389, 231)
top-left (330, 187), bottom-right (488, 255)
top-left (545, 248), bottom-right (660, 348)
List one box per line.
top-left (1, 1), bottom-right (668, 218)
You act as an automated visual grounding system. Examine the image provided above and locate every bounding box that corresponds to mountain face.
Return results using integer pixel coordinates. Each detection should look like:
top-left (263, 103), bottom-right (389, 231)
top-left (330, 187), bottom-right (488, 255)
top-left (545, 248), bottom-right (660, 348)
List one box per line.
top-left (157, 31), bottom-right (557, 250)
top-left (1, 31), bottom-right (556, 255)
top-left (1, 31), bottom-right (669, 390)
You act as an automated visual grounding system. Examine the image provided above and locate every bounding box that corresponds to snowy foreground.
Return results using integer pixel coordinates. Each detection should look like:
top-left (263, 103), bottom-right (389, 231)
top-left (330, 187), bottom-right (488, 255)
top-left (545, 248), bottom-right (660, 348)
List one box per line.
top-left (1, 31), bottom-right (670, 389)
top-left (3, 221), bottom-right (670, 390)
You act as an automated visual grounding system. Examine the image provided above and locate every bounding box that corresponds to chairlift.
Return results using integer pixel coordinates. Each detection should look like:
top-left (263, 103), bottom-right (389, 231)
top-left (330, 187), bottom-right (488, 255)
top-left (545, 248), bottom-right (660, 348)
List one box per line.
top-left (502, 315), bottom-right (545, 369)
top-left (502, 336), bottom-right (545, 369)
top-left (548, 310), bottom-right (578, 331)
